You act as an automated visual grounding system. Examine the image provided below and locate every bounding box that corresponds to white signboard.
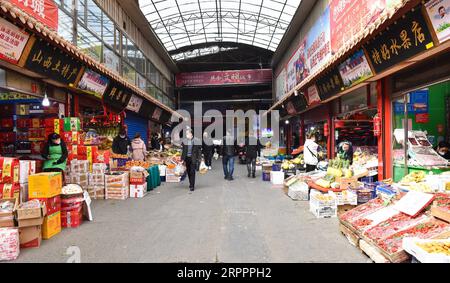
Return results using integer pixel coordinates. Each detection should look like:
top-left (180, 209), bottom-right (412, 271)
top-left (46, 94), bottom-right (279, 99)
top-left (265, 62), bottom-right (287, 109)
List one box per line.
top-left (306, 85), bottom-right (321, 105)
top-left (126, 94), bottom-right (143, 113)
top-left (0, 18), bottom-right (30, 64)
top-left (425, 0), bottom-right (450, 43)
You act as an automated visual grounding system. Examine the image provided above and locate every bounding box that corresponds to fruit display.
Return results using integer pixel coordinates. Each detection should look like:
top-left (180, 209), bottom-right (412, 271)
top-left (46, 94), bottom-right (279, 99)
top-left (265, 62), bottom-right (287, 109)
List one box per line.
top-left (340, 198), bottom-right (385, 223)
top-left (400, 171), bottom-right (426, 185)
top-left (327, 158), bottom-right (352, 178)
top-left (125, 161), bottom-right (151, 169)
top-left (111, 153), bottom-right (129, 159)
top-left (349, 206), bottom-right (399, 231)
top-left (378, 220), bottom-right (450, 254)
top-left (363, 213), bottom-right (429, 243)
top-left (406, 182), bottom-right (433, 193)
top-left (315, 175), bottom-right (335, 189)
top-left (416, 240), bottom-right (450, 256)
top-left (281, 160), bottom-right (296, 170)
top-left (292, 155), bottom-right (304, 165)
top-left (433, 193), bottom-right (450, 212)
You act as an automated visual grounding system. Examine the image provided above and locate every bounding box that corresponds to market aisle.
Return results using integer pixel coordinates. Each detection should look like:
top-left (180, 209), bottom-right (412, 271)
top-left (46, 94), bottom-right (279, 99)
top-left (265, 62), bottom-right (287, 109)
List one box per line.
top-left (12, 161), bottom-right (369, 263)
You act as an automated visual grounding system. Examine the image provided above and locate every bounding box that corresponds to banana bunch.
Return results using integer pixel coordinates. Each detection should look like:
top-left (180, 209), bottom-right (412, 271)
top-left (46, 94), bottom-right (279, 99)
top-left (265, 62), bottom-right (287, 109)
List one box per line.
top-left (417, 242), bottom-right (450, 256)
top-left (401, 171), bottom-right (426, 184)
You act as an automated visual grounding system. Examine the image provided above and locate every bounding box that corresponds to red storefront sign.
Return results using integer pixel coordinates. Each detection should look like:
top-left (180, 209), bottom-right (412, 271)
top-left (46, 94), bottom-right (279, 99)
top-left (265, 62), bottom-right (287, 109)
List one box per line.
top-left (416, 113), bottom-right (429, 124)
top-left (176, 69), bottom-right (272, 87)
top-left (11, 0), bottom-right (59, 31)
top-left (330, 0), bottom-right (386, 54)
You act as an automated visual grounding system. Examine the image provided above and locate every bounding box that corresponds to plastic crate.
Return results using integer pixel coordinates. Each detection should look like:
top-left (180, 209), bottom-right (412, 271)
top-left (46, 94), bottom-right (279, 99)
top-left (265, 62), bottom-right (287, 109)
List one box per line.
top-left (262, 171), bottom-right (271, 182)
top-left (360, 176), bottom-right (376, 183)
top-left (351, 187), bottom-right (375, 204)
top-left (310, 205), bottom-right (337, 218)
top-left (272, 163), bottom-right (282, 172)
top-left (309, 191), bottom-right (337, 208)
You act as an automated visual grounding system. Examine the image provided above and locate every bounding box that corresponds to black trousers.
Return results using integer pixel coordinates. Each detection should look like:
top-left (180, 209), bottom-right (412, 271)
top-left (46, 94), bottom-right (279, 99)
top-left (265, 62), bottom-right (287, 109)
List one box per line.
top-left (306, 164), bottom-right (316, 173)
top-left (185, 157), bottom-right (196, 189)
top-left (246, 157), bottom-right (257, 175)
top-left (204, 150), bottom-right (213, 167)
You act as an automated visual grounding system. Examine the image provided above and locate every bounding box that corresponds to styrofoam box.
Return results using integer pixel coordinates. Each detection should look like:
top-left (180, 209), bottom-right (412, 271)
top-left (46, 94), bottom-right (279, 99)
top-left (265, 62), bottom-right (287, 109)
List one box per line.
top-left (166, 175), bottom-right (181, 183)
top-left (403, 238), bottom-right (450, 263)
top-left (330, 190), bottom-right (358, 206)
top-left (288, 181), bottom-right (309, 201)
top-left (159, 165), bottom-right (166, 177)
top-left (309, 190), bottom-right (337, 209)
top-left (310, 204), bottom-right (337, 218)
top-left (270, 171), bottom-right (285, 185)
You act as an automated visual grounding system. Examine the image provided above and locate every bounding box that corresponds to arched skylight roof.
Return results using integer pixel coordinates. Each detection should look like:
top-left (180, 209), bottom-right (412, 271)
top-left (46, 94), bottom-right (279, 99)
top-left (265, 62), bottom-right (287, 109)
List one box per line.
top-left (139, 0), bottom-right (301, 59)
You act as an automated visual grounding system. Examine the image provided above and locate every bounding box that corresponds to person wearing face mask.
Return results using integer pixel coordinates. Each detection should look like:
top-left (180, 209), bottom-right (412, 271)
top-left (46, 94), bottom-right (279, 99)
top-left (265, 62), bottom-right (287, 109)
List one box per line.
top-left (112, 128), bottom-right (131, 156)
top-left (436, 141), bottom-right (450, 160)
top-left (42, 133), bottom-right (68, 173)
top-left (181, 129), bottom-right (202, 191)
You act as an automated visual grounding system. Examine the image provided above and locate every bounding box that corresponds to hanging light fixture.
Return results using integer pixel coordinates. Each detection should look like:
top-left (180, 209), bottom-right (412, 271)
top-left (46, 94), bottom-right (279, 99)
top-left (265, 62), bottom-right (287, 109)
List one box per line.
top-left (42, 84), bottom-right (50, 107)
top-left (294, 90), bottom-right (299, 96)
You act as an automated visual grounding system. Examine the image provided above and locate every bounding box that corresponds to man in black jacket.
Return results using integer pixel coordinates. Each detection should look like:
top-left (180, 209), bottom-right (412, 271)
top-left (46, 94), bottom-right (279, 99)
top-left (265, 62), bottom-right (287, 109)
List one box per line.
top-left (202, 131), bottom-right (214, 170)
top-left (112, 128), bottom-right (130, 155)
top-left (181, 129), bottom-right (202, 191)
top-left (221, 131), bottom-right (237, 181)
top-left (245, 134), bottom-right (262, 178)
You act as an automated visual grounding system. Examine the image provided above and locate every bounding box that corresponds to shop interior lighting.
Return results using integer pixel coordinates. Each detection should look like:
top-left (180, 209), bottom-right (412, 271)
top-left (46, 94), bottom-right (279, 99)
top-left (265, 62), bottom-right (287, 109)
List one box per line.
top-left (42, 93), bottom-right (50, 107)
top-left (294, 90), bottom-right (299, 96)
top-left (285, 120), bottom-right (290, 125)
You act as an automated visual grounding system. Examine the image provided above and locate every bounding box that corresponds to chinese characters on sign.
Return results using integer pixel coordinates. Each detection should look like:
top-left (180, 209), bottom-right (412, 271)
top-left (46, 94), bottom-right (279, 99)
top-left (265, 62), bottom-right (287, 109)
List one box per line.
top-left (365, 7), bottom-right (435, 73)
top-left (316, 67), bottom-right (344, 101)
top-left (175, 69), bottom-right (272, 87)
top-left (306, 7), bottom-right (332, 77)
top-left (22, 38), bottom-right (83, 85)
top-left (0, 18), bottom-right (30, 64)
top-left (306, 85), bottom-right (321, 106)
top-left (11, 0), bottom-right (59, 31)
top-left (102, 82), bottom-right (132, 114)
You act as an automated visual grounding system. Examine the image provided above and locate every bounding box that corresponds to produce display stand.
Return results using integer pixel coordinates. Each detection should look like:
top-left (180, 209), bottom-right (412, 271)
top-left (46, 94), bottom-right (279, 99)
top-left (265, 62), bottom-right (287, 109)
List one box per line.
top-left (308, 181), bottom-right (343, 193)
top-left (339, 223), bottom-right (360, 248)
top-left (431, 206), bottom-right (450, 223)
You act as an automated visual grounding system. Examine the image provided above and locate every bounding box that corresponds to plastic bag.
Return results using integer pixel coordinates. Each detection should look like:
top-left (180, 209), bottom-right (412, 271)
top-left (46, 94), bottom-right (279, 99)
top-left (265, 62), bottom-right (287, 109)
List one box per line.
top-left (213, 152), bottom-right (219, 160)
top-left (199, 160), bottom-right (208, 174)
top-left (174, 164), bottom-right (186, 176)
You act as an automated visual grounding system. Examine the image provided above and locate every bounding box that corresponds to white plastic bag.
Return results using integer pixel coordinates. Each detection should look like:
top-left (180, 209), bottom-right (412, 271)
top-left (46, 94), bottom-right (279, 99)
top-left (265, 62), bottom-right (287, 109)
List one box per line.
top-left (174, 164), bottom-right (186, 176)
top-left (199, 160), bottom-right (208, 174)
top-left (213, 152), bottom-right (219, 160)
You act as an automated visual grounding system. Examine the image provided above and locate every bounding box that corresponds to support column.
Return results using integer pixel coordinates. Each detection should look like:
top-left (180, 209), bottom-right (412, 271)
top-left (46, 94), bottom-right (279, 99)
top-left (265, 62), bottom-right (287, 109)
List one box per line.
top-left (377, 78), bottom-right (392, 180)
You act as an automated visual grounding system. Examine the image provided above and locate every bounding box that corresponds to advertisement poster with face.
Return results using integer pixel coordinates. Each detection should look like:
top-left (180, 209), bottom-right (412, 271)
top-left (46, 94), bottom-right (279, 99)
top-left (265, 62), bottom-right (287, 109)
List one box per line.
top-left (338, 49), bottom-right (374, 88)
top-left (425, 0), bottom-right (450, 43)
top-left (286, 46), bottom-right (302, 92)
top-left (306, 7), bottom-right (332, 76)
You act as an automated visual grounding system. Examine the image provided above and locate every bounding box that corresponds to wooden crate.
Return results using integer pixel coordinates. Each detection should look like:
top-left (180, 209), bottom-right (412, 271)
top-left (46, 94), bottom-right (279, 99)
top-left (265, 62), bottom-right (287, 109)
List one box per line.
top-left (361, 235), bottom-right (410, 263)
top-left (340, 223), bottom-right (360, 248)
top-left (338, 204), bottom-right (357, 217)
top-left (359, 239), bottom-right (390, 263)
top-left (431, 206), bottom-right (450, 223)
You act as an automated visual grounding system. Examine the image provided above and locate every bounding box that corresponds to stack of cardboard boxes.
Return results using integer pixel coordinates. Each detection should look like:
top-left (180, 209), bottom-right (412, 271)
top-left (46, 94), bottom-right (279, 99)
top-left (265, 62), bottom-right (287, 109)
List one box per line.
top-left (16, 200), bottom-right (46, 248)
top-left (105, 172), bottom-right (129, 200)
top-left (61, 193), bottom-right (84, 228)
top-left (67, 160), bottom-right (90, 189)
top-left (129, 168), bottom-right (148, 198)
top-left (28, 172), bottom-right (62, 240)
top-left (18, 160), bottom-right (37, 203)
top-left (87, 163), bottom-right (107, 199)
top-left (0, 157), bottom-right (20, 200)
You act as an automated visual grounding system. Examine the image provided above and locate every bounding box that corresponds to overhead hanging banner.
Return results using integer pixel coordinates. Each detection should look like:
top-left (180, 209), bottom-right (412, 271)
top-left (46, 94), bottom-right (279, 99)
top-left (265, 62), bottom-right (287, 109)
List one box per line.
top-left (316, 67), bottom-right (344, 101)
top-left (20, 38), bottom-right (83, 86)
top-left (286, 41), bottom-right (307, 93)
top-left (77, 68), bottom-right (109, 99)
top-left (330, 0), bottom-right (387, 54)
top-left (275, 68), bottom-right (287, 101)
top-left (306, 6), bottom-right (332, 76)
top-left (0, 18), bottom-right (30, 64)
top-left (338, 49), bottom-right (374, 88)
top-left (364, 6), bottom-right (435, 74)
top-left (126, 94), bottom-right (143, 113)
top-left (138, 100), bottom-right (156, 119)
top-left (11, 0), bottom-right (59, 31)
top-left (175, 69), bottom-right (272, 87)
top-left (152, 107), bottom-right (163, 121)
top-left (102, 82), bottom-right (132, 113)
top-left (425, 0), bottom-right (450, 43)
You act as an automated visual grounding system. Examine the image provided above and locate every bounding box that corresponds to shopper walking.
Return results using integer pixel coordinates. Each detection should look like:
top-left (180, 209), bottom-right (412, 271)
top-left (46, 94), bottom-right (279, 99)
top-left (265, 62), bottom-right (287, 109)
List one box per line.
top-left (222, 131), bottom-right (237, 181)
top-left (131, 133), bottom-right (147, 161)
top-left (202, 131), bottom-right (214, 170)
top-left (245, 133), bottom-right (261, 178)
top-left (112, 128), bottom-right (130, 155)
top-left (181, 129), bottom-right (202, 191)
top-left (304, 132), bottom-right (320, 173)
top-left (337, 141), bottom-right (354, 165)
top-left (42, 133), bottom-right (68, 174)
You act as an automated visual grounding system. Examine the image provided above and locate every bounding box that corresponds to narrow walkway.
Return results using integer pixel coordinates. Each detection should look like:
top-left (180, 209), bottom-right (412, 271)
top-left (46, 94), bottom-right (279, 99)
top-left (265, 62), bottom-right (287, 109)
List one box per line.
top-left (13, 160), bottom-right (369, 263)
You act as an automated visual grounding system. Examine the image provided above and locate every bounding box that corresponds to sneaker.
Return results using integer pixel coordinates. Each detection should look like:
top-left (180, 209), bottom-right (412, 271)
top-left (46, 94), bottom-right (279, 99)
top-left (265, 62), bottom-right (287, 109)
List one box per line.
top-left (189, 187), bottom-right (195, 191)
top-left (208, 166), bottom-right (212, 170)
top-left (228, 176), bottom-right (234, 181)
top-left (252, 174), bottom-right (256, 178)
top-left (224, 175), bottom-right (228, 180)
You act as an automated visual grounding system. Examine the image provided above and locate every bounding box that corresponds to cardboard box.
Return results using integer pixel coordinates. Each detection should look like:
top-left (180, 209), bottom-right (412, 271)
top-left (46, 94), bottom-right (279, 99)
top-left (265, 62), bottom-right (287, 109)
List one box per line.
top-left (31, 141), bottom-right (45, 155)
top-left (105, 172), bottom-right (129, 186)
top-left (130, 183), bottom-right (147, 198)
top-left (44, 118), bottom-right (63, 134)
top-left (19, 225), bottom-right (42, 248)
top-left (29, 195), bottom-right (61, 216)
top-left (62, 131), bottom-right (79, 145)
top-left (0, 157), bottom-right (20, 184)
top-left (63, 117), bottom-right (81, 132)
top-left (339, 177), bottom-right (359, 190)
top-left (0, 227), bottom-right (20, 261)
top-left (61, 209), bottom-right (83, 228)
top-left (42, 211), bottom-right (61, 240)
top-left (20, 183), bottom-right (28, 204)
top-left (19, 160), bottom-right (37, 184)
top-left (0, 184), bottom-right (20, 200)
top-left (92, 163), bottom-right (107, 174)
top-left (16, 201), bottom-right (46, 228)
top-left (28, 172), bottom-right (62, 198)
top-left (87, 186), bottom-right (105, 200)
top-left (68, 173), bottom-right (89, 188)
top-left (0, 198), bottom-right (18, 228)
top-left (129, 171), bottom-right (149, 185)
top-left (70, 160), bottom-right (89, 174)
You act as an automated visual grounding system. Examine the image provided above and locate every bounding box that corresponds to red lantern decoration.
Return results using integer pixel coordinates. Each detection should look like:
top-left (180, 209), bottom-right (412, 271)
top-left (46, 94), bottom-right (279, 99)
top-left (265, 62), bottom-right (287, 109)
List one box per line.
top-left (323, 122), bottom-right (329, 137)
top-left (373, 115), bottom-right (382, 137)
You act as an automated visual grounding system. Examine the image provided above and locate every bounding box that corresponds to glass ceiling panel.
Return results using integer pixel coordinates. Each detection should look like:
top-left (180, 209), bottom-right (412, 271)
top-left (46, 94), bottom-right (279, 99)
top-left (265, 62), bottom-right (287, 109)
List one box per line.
top-left (139, 0), bottom-right (301, 60)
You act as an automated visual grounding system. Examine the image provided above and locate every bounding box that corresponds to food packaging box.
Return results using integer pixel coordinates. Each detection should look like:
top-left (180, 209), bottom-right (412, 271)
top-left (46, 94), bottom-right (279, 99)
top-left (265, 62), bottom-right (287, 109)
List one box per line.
top-left (129, 171), bottom-right (149, 185)
top-left (44, 118), bottom-right (63, 134)
top-left (28, 172), bottom-right (62, 199)
top-left (30, 118), bottom-right (44, 128)
top-left (0, 118), bottom-right (14, 128)
top-left (61, 208), bottom-right (83, 228)
top-left (87, 186), bottom-right (105, 200)
top-left (88, 173), bottom-right (105, 186)
top-left (0, 157), bottom-right (20, 184)
top-left (19, 225), bottom-right (41, 249)
top-left (68, 173), bottom-right (89, 188)
top-left (0, 227), bottom-right (20, 261)
top-left (16, 202), bottom-right (46, 225)
top-left (105, 186), bottom-right (129, 200)
top-left (0, 184), bottom-right (20, 200)
top-left (62, 131), bottom-right (79, 145)
top-left (63, 117), bottom-right (81, 132)
top-left (339, 177), bottom-right (358, 190)
top-left (130, 183), bottom-right (147, 198)
top-left (20, 183), bottom-right (29, 203)
top-left (31, 141), bottom-right (45, 155)
top-left (92, 163), bottom-right (107, 174)
top-left (70, 160), bottom-right (89, 174)
top-left (42, 211), bottom-right (61, 240)
top-left (165, 175), bottom-right (181, 183)
top-left (19, 160), bottom-right (37, 184)
top-left (431, 206), bottom-right (450, 223)
top-left (105, 172), bottom-right (129, 186)
top-left (29, 196), bottom-right (61, 216)
top-left (0, 199), bottom-right (18, 228)
top-left (93, 150), bottom-right (110, 165)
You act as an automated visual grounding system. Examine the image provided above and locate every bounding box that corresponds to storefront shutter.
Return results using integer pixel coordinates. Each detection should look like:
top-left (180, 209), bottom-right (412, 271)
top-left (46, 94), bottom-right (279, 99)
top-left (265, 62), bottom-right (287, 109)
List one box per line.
top-left (125, 111), bottom-right (148, 145)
